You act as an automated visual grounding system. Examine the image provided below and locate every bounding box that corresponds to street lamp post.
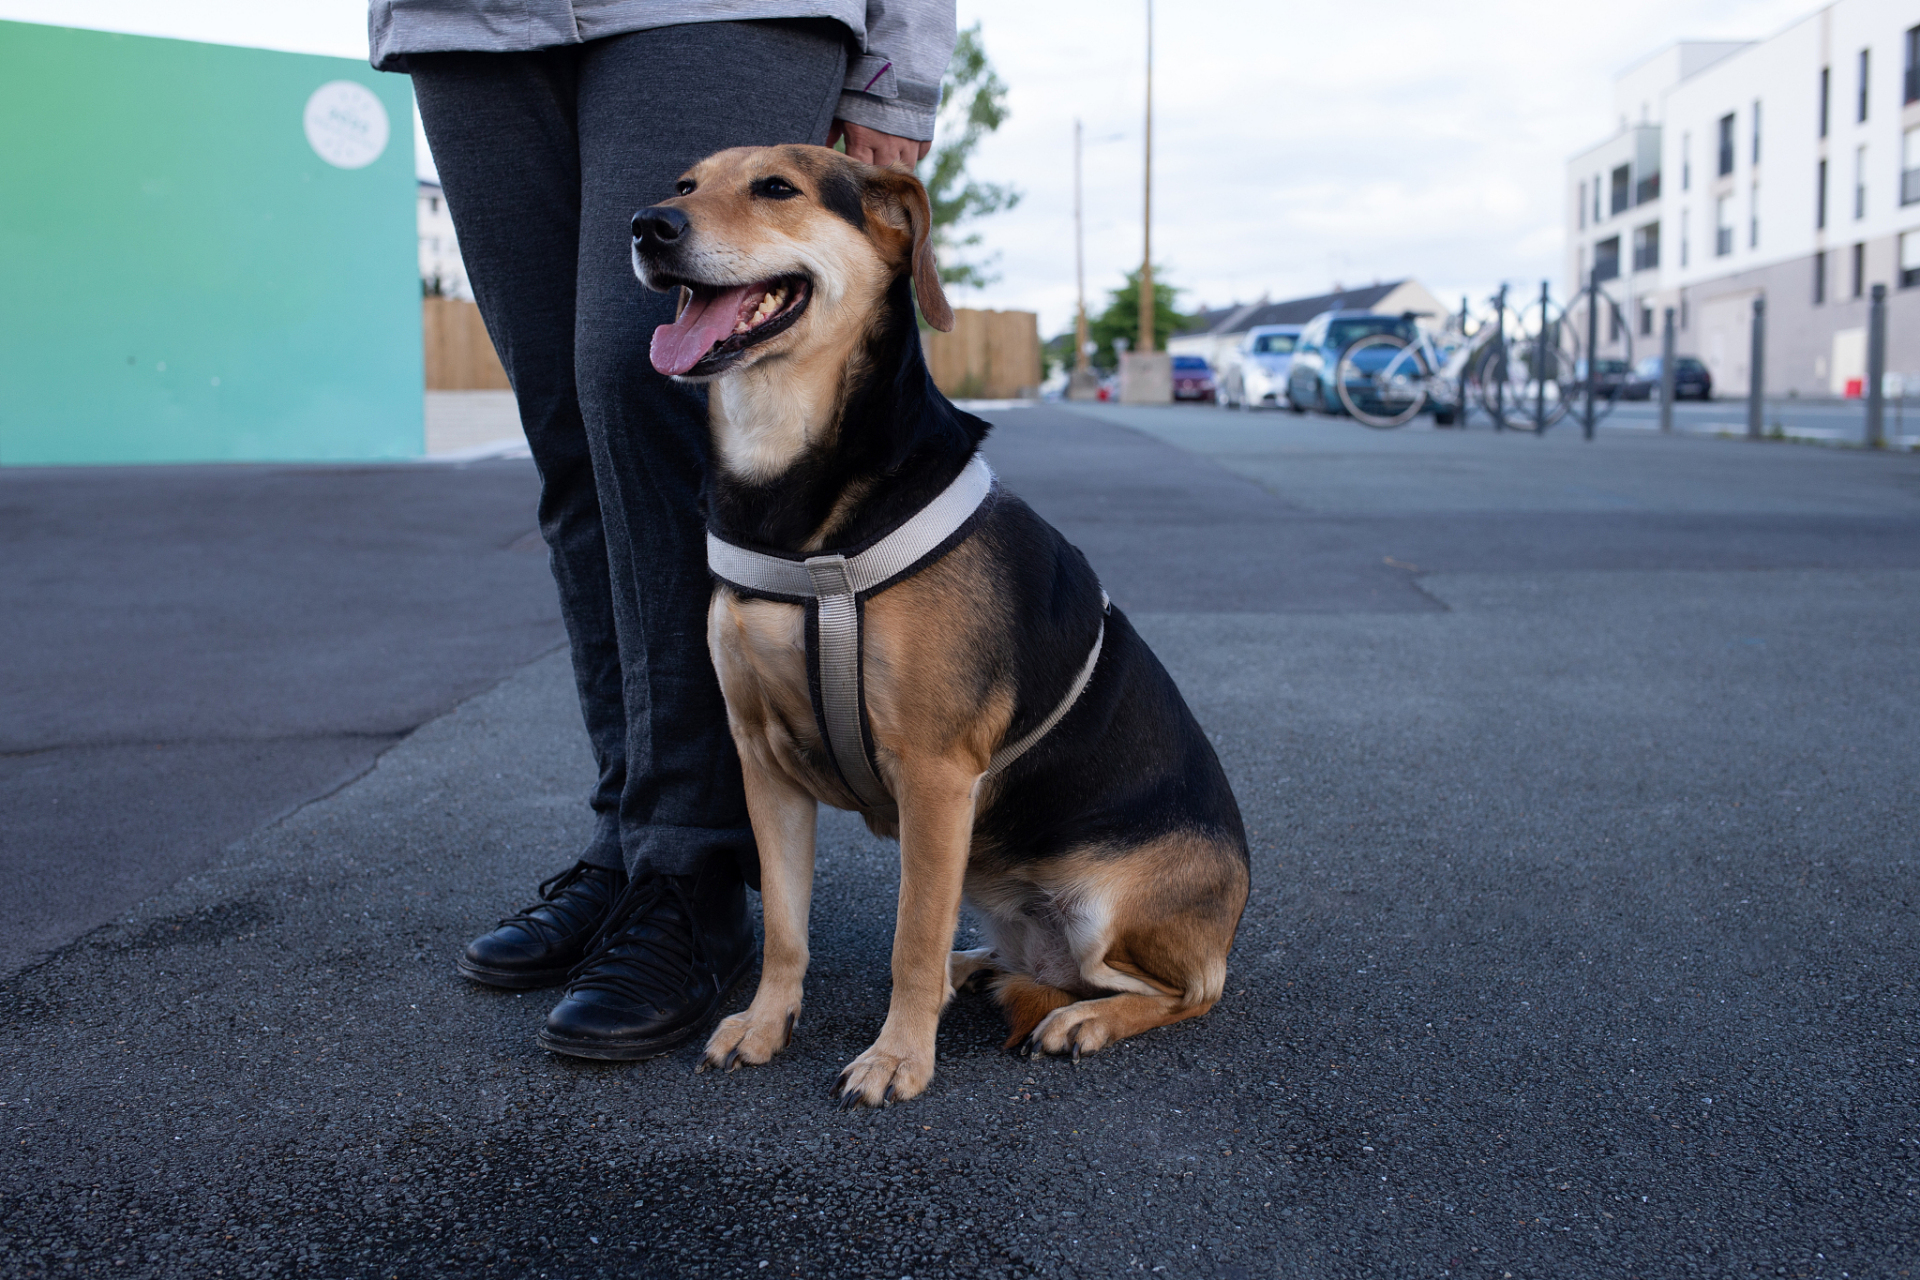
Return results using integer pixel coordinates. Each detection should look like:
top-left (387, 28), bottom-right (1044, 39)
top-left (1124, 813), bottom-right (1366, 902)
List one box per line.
top-left (1067, 119), bottom-right (1098, 400)
top-left (1119, 0), bottom-right (1171, 404)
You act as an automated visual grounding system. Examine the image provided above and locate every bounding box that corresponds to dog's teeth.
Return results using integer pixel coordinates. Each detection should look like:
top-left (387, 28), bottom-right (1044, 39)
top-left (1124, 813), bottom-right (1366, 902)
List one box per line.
top-left (734, 320), bottom-right (750, 333)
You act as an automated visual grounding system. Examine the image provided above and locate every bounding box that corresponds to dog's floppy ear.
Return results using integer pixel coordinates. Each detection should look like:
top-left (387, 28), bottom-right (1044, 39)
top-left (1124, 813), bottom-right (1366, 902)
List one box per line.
top-left (865, 165), bottom-right (954, 332)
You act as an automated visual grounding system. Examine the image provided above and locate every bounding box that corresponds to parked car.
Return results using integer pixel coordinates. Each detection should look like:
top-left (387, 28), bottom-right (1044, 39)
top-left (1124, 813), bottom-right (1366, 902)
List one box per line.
top-left (1217, 325), bottom-right (1301, 409)
top-left (1171, 354), bottom-right (1217, 402)
top-left (1286, 311), bottom-right (1458, 423)
top-left (1570, 358), bottom-right (1635, 398)
top-left (1625, 355), bottom-right (1714, 400)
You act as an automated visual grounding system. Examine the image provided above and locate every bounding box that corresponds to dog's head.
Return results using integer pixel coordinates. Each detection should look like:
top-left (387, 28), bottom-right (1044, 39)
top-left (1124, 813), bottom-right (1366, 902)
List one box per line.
top-left (632, 145), bottom-right (954, 381)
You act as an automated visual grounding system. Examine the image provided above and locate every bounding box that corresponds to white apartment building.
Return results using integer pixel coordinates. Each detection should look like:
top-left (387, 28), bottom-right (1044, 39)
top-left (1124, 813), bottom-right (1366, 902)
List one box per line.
top-left (418, 179), bottom-right (472, 302)
top-left (1567, 0), bottom-right (1920, 397)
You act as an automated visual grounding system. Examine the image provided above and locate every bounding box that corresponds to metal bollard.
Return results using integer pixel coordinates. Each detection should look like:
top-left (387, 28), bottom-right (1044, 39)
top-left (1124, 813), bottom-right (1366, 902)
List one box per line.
top-left (1866, 283), bottom-right (1887, 448)
top-left (1659, 307), bottom-right (1676, 434)
top-left (1746, 296), bottom-right (1766, 440)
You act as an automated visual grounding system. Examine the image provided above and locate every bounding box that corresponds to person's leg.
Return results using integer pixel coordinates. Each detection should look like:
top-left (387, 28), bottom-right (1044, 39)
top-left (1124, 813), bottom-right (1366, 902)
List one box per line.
top-left (411, 50), bottom-right (629, 987)
top-left (538, 19), bottom-right (848, 1058)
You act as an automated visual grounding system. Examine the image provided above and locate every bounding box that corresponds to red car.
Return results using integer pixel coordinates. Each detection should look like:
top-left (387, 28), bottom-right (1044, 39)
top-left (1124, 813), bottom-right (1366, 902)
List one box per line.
top-left (1172, 355), bottom-right (1217, 401)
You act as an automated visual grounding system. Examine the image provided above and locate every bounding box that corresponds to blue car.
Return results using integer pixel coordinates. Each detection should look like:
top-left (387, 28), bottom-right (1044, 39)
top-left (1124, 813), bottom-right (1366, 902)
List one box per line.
top-left (1287, 311), bottom-right (1436, 418)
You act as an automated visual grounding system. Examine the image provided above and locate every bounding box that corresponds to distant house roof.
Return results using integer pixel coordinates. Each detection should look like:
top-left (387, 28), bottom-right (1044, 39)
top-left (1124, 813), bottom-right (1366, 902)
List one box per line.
top-left (1175, 281), bottom-right (1407, 338)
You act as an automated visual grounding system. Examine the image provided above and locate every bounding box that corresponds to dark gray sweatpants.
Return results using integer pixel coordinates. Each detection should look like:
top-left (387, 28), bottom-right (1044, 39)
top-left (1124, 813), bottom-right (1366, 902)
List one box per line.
top-left (409, 22), bottom-right (848, 883)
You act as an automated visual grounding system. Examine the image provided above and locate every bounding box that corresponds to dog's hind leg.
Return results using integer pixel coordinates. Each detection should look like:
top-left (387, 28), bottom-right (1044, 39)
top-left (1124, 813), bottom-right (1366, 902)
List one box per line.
top-left (701, 762), bottom-right (817, 1073)
top-left (991, 973), bottom-right (1079, 1050)
top-left (949, 947), bottom-right (999, 994)
top-left (1023, 991), bottom-right (1214, 1060)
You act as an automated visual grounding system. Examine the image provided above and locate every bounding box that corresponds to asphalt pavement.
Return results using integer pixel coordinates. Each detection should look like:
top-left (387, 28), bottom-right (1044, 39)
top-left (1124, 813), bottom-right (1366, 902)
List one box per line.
top-left (3, 405), bottom-right (1918, 1279)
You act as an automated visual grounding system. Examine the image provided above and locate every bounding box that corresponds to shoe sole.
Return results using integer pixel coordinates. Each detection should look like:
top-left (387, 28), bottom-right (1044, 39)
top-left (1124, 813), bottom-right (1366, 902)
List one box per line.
top-left (455, 958), bottom-right (574, 991)
top-left (535, 949), bottom-right (756, 1062)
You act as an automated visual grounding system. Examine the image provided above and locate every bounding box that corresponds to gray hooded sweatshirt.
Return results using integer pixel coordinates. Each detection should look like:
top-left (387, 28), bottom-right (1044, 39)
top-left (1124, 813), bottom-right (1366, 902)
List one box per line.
top-left (368, 1), bottom-right (956, 141)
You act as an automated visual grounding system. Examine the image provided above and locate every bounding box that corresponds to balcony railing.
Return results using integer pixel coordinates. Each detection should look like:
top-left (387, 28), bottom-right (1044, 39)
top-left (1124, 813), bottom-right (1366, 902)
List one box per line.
top-left (1906, 65), bottom-right (1919, 104)
top-left (1632, 246), bottom-right (1660, 271)
top-left (1903, 167), bottom-right (1920, 206)
top-left (1635, 173), bottom-right (1661, 205)
top-left (1715, 227), bottom-right (1734, 256)
top-left (1593, 255), bottom-right (1621, 282)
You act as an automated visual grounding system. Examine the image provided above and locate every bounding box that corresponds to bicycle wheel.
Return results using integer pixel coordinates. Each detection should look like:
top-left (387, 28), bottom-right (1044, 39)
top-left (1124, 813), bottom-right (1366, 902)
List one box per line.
top-left (1335, 334), bottom-right (1428, 427)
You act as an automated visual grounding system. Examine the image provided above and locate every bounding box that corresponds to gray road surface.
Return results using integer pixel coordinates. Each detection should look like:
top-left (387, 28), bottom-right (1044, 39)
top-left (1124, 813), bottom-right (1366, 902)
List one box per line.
top-left (0, 460), bottom-right (563, 976)
top-left (3, 406), bottom-right (1917, 1279)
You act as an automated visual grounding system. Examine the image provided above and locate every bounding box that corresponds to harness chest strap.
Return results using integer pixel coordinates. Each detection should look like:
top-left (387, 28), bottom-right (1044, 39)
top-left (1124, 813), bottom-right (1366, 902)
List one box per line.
top-left (706, 454), bottom-right (1107, 814)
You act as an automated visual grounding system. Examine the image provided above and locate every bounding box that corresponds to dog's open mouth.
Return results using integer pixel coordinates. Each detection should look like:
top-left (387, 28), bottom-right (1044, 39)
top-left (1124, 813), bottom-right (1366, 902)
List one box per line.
top-left (649, 276), bottom-right (811, 377)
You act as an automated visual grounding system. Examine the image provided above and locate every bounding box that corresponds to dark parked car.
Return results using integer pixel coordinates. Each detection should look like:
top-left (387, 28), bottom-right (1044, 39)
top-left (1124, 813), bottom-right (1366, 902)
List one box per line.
top-left (1285, 310), bottom-right (1457, 423)
top-left (1625, 355), bottom-right (1714, 400)
top-left (1171, 354), bottom-right (1216, 402)
top-left (1571, 358), bottom-right (1635, 398)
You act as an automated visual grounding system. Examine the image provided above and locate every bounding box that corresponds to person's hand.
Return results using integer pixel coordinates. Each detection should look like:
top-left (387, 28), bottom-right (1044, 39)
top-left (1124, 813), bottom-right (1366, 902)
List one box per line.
top-left (828, 120), bottom-right (932, 169)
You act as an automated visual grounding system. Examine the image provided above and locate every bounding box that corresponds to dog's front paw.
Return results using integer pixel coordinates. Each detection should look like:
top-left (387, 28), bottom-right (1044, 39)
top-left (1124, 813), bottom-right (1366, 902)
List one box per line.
top-left (833, 1040), bottom-right (934, 1109)
top-left (699, 1000), bottom-right (799, 1073)
top-left (1026, 1001), bottom-right (1113, 1060)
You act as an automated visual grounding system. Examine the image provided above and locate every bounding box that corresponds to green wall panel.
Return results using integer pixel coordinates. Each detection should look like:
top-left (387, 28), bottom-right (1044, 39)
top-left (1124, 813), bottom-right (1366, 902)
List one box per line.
top-left (0, 22), bottom-right (422, 464)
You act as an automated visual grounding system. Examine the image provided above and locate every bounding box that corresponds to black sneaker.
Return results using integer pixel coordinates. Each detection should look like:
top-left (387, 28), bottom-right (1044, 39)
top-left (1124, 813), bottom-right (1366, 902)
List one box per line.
top-left (538, 869), bottom-right (755, 1061)
top-left (457, 860), bottom-right (626, 990)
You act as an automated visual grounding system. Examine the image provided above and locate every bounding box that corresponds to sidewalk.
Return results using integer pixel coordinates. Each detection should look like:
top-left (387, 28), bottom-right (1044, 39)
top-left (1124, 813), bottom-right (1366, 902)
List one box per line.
top-left (4, 405), bottom-right (1918, 1278)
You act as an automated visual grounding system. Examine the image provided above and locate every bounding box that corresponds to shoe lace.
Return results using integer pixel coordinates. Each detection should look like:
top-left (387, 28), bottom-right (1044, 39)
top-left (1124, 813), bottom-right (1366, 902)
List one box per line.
top-left (564, 876), bottom-right (712, 1008)
top-left (493, 861), bottom-right (618, 949)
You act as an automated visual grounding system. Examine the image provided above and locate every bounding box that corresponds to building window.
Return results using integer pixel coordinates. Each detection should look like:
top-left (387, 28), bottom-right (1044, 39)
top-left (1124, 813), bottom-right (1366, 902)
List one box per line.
top-left (1608, 304), bottom-right (1622, 344)
top-left (1814, 249), bottom-right (1827, 304)
top-left (1680, 207), bottom-right (1690, 267)
top-left (1852, 242), bottom-right (1866, 298)
top-left (1752, 100), bottom-right (1762, 165)
top-left (1578, 180), bottom-right (1587, 229)
top-left (1750, 184), bottom-right (1759, 248)
top-left (1594, 236), bottom-right (1621, 282)
top-left (1902, 231), bottom-right (1920, 287)
top-left (1856, 145), bottom-right (1868, 219)
top-left (1817, 159), bottom-right (1828, 228)
top-left (1610, 165), bottom-right (1630, 216)
top-left (1715, 195), bottom-right (1733, 256)
top-left (1680, 295), bottom-right (1689, 329)
top-left (1636, 169), bottom-right (1661, 205)
top-left (1682, 132), bottom-right (1691, 190)
top-left (1907, 26), bottom-right (1919, 105)
top-left (1639, 304), bottom-right (1653, 337)
top-left (1903, 126), bottom-right (1920, 206)
top-left (1859, 48), bottom-right (1870, 123)
top-left (1717, 113), bottom-right (1735, 176)
top-left (1633, 221), bottom-right (1660, 272)
top-left (1820, 66), bottom-right (1830, 138)
top-left (1593, 173), bottom-right (1601, 224)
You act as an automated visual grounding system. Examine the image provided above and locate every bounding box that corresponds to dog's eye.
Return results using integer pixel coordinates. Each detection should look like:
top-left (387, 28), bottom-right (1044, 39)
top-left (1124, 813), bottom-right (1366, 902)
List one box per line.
top-left (752, 176), bottom-right (800, 200)
top-left (675, 180), bottom-right (696, 196)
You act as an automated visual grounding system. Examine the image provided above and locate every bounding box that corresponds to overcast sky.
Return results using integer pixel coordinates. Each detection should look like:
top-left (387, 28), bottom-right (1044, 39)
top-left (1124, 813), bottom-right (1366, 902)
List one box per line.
top-left (5, 0), bottom-right (1821, 333)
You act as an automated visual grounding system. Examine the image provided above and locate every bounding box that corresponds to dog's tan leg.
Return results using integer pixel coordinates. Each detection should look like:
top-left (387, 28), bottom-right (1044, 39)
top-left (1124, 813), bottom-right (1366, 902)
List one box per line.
top-left (948, 947), bottom-right (998, 994)
top-left (700, 761), bottom-right (816, 1072)
top-left (835, 759), bottom-right (976, 1107)
top-left (1024, 992), bottom-right (1214, 1060)
top-left (992, 973), bottom-right (1079, 1049)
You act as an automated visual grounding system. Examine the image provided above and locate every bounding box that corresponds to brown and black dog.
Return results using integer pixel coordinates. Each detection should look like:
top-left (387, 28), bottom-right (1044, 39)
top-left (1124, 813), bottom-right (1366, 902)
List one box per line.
top-left (630, 145), bottom-right (1249, 1108)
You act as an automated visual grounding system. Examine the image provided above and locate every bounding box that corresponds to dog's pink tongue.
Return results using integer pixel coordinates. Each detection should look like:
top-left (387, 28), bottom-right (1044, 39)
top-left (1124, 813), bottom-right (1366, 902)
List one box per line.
top-left (650, 285), bottom-right (757, 376)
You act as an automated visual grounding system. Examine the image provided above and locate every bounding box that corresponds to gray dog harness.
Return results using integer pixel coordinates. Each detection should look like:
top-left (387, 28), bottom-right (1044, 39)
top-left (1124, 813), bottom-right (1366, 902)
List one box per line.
top-left (706, 454), bottom-right (1107, 815)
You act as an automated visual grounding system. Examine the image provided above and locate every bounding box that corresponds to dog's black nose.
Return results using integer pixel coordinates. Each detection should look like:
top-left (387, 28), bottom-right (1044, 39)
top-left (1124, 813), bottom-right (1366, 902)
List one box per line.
top-left (632, 206), bottom-right (689, 245)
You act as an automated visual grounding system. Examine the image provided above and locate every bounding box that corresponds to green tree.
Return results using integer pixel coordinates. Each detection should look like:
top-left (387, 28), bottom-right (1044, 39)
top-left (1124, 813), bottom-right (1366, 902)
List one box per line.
top-left (1086, 266), bottom-right (1191, 369)
top-left (923, 23), bottom-right (1019, 291)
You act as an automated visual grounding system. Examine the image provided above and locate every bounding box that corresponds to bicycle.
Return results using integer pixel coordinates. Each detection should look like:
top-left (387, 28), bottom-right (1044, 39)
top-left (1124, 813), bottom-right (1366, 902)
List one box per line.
top-left (1332, 319), bottom-right (1468, 428)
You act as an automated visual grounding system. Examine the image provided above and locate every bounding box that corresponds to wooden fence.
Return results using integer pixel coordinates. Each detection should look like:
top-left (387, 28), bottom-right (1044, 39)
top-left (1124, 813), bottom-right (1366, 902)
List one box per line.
top-left (921, 308), bottom-right (1041, 399)
top-left (425, 297), bottom-right (1041, 401)
top-left (423, 297), bottom-right (510, 391)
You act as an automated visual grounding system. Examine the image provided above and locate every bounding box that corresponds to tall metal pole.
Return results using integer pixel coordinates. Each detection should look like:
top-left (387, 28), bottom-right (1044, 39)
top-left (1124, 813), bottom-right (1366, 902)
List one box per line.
top-left (1747, 295), bottom-right (1766, 440)
top-left (1492, 284), bottom-right (1507, 431)
top-left (1137, 0), bottom-right (1155, 355)
top-left (1583, 269), bottom-right (1599, 441)
top-left (1534, 279), bottom-right (1549, 433)
top-left (1866, 282), bottom-right (1887, 447)
top-left (1659, 306), bottom-right (1676, 434)
top-left (1458, 294), bottom-right (1470, 428)
top-left (1073, 119), bottom-right (1090, 379)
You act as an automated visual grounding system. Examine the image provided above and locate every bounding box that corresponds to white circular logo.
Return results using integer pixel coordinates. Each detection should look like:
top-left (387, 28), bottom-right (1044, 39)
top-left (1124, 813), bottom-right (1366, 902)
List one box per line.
top-left (303, 81), bottom-right (390, 169)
